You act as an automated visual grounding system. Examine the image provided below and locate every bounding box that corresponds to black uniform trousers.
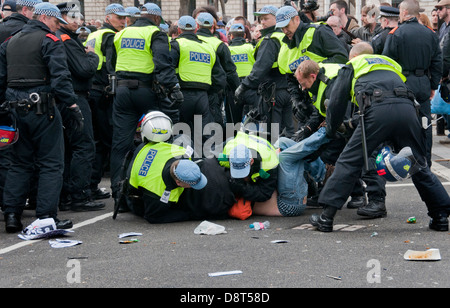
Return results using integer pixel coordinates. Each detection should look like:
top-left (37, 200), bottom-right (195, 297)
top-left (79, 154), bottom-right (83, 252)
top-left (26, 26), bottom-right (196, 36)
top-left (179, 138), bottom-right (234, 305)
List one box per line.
top-left (89, 88), bottom-right (113, 193)
top-left (3, 99), bottom-right (64, 218)
top-left (319, 99), bottom-right (450, 218)
top-left (110, 84), bottom-right (160, 198)
top-left (60, 94), bottom-right (95, 201)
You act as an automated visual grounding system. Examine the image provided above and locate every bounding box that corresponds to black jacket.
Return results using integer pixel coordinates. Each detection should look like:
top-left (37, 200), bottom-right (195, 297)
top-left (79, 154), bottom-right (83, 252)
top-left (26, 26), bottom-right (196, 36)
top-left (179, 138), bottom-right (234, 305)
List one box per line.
top-left (56, 26), bottom-right (99, 93)
top-left (0, 19), bottom-right (77, 107)
top-left (0, 13), bottom-right (29, 43)
top-left (92, 22), bottom-right (119, 86)
top-left (383, 18), bottom-right (442, 102)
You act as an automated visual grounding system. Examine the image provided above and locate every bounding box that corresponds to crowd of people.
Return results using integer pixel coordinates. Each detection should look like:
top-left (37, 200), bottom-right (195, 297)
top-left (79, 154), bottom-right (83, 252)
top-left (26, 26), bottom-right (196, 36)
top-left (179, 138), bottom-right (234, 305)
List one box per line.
top-left (0, 0), bottom-right (449, 234)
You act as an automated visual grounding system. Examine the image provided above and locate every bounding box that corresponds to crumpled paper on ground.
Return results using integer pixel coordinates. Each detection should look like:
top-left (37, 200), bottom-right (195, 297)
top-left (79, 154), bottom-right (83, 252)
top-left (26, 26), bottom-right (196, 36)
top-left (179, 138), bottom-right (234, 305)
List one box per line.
top-left (194, 221), bottom-right (227, 235)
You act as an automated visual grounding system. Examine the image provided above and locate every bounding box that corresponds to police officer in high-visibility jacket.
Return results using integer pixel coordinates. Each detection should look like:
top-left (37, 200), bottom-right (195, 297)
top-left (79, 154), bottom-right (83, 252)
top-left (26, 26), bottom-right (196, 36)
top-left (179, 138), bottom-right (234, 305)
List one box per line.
top-left (111, 3), bottom-right (181, 211)
top-left (170, 15), bottom-right (225, 144)
top-left (84, 3), bottom-right (128, 200)
top-left (227, 23), bottom-right (255, 124)
top-left (310, 42), bottom-right (450, 233)
top-left (275, 5), bottom-right (348, 126)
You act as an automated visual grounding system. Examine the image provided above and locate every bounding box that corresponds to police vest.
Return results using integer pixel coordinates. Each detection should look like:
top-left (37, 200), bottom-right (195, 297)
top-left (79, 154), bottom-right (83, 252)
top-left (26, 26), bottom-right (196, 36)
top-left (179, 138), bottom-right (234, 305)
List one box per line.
top-left (197, 34), bottom-right (223, 52)
top-left (84, 28), bottom-right (116, 70)
top-left (254, 31), bottom-right (285, 69)
top-left (229, 43), bottom-right (255, 77)
top-left (219, 131), bottom-right (279, 182)
top-left (114, 25), bottom-right (161, 74)
top-left (312, 63), bottom-right (343, 117)
top-left (176, 37), bottom-right (216, 85)
top-left (129, 142), bottom-right (191, 203)
top-left (348, 54), bottom-right (406, 106)
top-left (6, 30), bottom-right (50, 87)
top-left (278, 25), bottom-right (327, 74)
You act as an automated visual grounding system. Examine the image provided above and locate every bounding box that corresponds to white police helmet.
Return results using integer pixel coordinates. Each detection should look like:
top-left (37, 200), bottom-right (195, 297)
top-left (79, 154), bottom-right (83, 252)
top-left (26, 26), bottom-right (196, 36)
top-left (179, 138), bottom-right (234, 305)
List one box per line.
top-left (141, 111), bottom-right (173, 143)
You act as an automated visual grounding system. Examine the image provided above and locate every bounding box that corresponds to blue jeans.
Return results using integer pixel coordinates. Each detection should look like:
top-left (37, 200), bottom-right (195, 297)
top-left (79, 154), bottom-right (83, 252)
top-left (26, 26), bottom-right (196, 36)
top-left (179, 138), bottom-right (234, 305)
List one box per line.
top-left (275, 127), bottom-right (329, 216)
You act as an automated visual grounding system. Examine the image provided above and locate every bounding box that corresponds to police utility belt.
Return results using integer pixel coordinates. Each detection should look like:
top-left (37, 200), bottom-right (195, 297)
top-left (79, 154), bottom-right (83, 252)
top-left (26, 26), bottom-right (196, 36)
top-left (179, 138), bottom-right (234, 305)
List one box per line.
top-left (358, 88), bottom-right (416, 107)
top-left (2, 92), bottom-right (56, 120)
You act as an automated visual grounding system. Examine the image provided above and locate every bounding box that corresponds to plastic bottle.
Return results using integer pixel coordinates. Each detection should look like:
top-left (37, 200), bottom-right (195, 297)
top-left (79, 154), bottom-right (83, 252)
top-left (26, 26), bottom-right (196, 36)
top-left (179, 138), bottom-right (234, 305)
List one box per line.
top-left (249, 221), bottom-right (270, 230)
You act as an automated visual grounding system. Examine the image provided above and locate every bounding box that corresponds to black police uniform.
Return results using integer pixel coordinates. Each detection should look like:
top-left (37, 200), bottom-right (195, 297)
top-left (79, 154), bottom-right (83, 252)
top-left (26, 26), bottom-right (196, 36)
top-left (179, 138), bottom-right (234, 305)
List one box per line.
top-left (0, 12), bottom-right (29, 43)
top-left (110, 17), bottom-right (179, 200)
top-left (371, 6), bottom-right (399, 55)
top-left (170, 32), bottom-right (225, 141)
top-left (56, 22), bottom-right (104, 210)
top-left (0, 19), bottom-right (79, 231)
top-left (88, 22), bottom-right (118, 198)
top-left (383, 17), bottom-right (442, 167)
top-left (316, 63), bottom-right (450, 228)
top-left (239, 26), bottom-right (294, 137)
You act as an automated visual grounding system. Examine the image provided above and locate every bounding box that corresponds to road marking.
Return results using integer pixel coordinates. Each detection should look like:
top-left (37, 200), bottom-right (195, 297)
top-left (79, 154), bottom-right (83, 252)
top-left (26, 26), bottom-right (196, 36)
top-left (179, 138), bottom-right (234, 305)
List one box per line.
top-left (387, 181), bottom-right (450, 188)
top-left (0, 212), bottom-right (113, 256)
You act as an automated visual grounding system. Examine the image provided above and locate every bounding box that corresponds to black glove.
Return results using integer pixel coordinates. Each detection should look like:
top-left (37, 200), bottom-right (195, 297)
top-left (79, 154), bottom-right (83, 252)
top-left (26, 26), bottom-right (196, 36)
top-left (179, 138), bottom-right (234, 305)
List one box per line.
top-left (292, 98), bottom-right (314, 123)
top-left (67, 105), bottom-right (84, 134)
top-left (228, 178), bottom-right (246, 195)
top-left (292, 125), bottom-right (313, 142)
top-left (168, 84), bottom-right (184, 109)
top-left (234, 84), bottom-right (247, 106)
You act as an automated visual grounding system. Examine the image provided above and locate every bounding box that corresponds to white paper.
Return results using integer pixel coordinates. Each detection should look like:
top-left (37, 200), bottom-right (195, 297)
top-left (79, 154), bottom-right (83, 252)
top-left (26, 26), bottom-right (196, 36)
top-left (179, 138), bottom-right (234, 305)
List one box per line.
top-left (49, 239), bottom-right (82, 248)
top-left (118, 232), bottom-right (143, 238)
top-left (208, 270), bottom-right (242, 277)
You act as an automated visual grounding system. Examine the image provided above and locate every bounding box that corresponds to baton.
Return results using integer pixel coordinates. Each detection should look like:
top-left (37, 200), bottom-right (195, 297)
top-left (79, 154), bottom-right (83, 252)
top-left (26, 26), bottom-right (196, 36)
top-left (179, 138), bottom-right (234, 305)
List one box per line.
top-left (359, 109), bottom-right (370, 172)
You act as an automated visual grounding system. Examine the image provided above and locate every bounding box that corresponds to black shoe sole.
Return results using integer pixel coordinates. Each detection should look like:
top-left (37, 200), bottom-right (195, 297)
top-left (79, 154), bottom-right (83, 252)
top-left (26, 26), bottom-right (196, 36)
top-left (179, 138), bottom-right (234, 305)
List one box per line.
top-left (309, 215), bottom-right (333, 232)
top-left (71, 206), bottom-right (105, 212)
top-left (429, 223), bottom-right (449, 232)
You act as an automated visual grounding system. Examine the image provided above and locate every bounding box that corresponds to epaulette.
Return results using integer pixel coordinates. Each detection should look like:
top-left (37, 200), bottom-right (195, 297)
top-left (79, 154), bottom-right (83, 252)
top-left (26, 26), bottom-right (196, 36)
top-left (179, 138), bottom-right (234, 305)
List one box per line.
top-left (46, 33), bottom-right (60, 42)
top-left (388, 27), bottom-right (398, 34)
top-left (60, 34), bottom-right (71, 42)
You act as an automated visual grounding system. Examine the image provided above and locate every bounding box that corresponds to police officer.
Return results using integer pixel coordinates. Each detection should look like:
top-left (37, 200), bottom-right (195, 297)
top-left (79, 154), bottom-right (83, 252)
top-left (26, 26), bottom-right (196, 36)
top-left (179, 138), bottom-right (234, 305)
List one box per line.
top-left (0, 0), bottom-right (42, 43)
top-left (371, 6), bottom-right (399, 55)
top-left (0, 2), bottom-right (84, 232)
top-left (84, 3), bottom-right (128, 201)
top-left (125, 114), bottom-right (207, 223)
top-left (56, 2), bottom-right (105, 211)
top-left (219, 131), bottom-right (279, 213)
top-left (226, 23), bottom-right (255, 124)
top-left (383, 0), bottom-right (442, 167)
top-left (170, 16), bottom-right (222, 143)
top-left (111, 3), bottom-right (181, 210)
top-left (124, 6), bottom-right (140, 27)
top-left (275, 5), bottom-right (348, 127)
top-left (196, 12), bottom-right (240, 125)
top-left (310, 42), bottom-right (450, 232)
top-left (236, 6), bottom-right (294, 137)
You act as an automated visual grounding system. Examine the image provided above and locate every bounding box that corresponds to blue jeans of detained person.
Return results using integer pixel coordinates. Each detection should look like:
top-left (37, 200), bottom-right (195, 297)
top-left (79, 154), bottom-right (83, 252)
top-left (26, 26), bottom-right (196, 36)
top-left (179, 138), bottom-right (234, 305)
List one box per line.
top-left (275, 127), bottom-right (329, 216)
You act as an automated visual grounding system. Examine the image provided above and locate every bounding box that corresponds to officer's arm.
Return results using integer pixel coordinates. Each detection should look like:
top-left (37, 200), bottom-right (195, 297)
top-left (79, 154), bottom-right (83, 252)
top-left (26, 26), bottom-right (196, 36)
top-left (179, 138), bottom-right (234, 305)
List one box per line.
top-left (210, 56), bottom-right (226, 92)
top-left (314, 26), bottom-right (349, 64)
top-left (381, 32), bottom-right (398, 60)
top-left (102, 32), bottom-right (116, 75)
top-left (0, 41), bottom-right (8, 101)
top-left (325, 65), bottom-right (353, 136)
top-left (241, 36), bottom-right (280, 89)
top-left (429, 34), bottom-right (443, 90)
top-left (41, 35), bottom-right (77, 107)
top-left (151, 31), bottom-right (179, 88)
top-left (217, 43), bottom-right (240, 91)
top-left (169, 39), bottom-right (180, 69)
top-left (63, 38), bottom-right (99, 79)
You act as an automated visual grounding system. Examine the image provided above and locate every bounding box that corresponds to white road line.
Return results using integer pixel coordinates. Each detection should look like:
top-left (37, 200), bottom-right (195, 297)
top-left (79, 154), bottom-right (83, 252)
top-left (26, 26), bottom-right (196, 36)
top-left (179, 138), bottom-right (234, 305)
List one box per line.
top-left (387, 182), bottom-right (450, 187)
top-left (0, 212), bottom-right (113, 256)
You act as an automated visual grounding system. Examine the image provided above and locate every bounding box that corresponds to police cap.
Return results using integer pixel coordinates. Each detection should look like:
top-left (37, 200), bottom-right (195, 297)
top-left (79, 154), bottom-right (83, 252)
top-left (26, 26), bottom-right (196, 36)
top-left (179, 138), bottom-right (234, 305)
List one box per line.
top-left (378, 6), bottom-right (399, 18)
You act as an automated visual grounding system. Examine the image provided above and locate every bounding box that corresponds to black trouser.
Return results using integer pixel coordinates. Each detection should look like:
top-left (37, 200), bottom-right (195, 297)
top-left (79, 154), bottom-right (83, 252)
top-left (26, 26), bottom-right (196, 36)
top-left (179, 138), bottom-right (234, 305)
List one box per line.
top-left (60, 94), bottom-right (95, 201)
top-left (0, 148), bottom-right (11, 211)
top-left (319, 100), bottom-right (450, 218)
top-left (271, 88), bottom-right (294, 138)
top-left (110, 84), bottom-right (160, 198)
top-left (3, 95), bottom-right (64, 218)
top-left (89, 88), bottom-right (113, 193)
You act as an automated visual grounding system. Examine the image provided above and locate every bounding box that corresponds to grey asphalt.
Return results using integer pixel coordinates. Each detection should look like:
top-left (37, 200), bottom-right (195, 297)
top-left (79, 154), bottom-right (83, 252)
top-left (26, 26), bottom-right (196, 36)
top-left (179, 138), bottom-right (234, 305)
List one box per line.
top-left (0, 133), bottom-right (449, 291)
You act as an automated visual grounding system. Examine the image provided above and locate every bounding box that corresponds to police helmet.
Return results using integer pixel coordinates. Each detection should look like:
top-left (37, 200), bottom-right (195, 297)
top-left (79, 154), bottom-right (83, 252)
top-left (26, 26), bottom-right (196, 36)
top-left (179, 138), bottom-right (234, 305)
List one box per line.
top-left (376, 146), bottom-right (421, 182)
top-left (140, 111), bottom-right (173, 143)
top-left (0, 110), bottom-right (19, 150)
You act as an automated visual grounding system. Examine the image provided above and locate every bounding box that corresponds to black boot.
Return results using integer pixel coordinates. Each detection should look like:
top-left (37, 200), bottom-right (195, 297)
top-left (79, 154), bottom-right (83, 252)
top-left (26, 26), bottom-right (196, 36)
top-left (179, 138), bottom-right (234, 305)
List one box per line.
top-left (5, 213), bottom-right (23, 233)
top-left (357, 198), bottom-right (387, 218)
top-left (39, 215), bottom-right (73, 230)
top-left (429, 213), bottom-right (449, 231)
top-left (347, 195), bottom-right (366, 209)
top-left (310, 206), bottom-right (337, 232)
top-left (71, 199), bottom-right (105, 212)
